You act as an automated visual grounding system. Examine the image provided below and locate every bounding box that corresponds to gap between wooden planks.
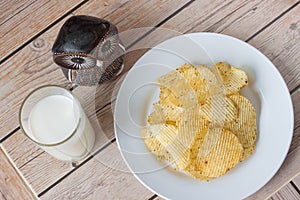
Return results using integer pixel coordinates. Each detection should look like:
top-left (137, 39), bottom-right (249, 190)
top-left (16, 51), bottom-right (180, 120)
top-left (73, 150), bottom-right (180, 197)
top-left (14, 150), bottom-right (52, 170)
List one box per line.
top-left (0, 0), bottom-right (88, 62)
top-left (41, 1), bottom-right (299, 197)
top-left (292, 174), bottom-right (300, 189)
top-left (33, 86), bottom-right (300, 199)
top-left (269, 183), bottom-right (300, 200)
top-left (1, 0), bottom-right (298, 199)
top-left (0, 0), bottom-right (189, 141)
top-left (1, 0), bottom-right (298, 198)
top-left (0, 145), bottom-right (37, 200)
top-left (0, 0), bottom-right (137, 140)
top-left (153, 183), bottom-right (300, 200)
top-left (0, 0), bottom-right (191, 196)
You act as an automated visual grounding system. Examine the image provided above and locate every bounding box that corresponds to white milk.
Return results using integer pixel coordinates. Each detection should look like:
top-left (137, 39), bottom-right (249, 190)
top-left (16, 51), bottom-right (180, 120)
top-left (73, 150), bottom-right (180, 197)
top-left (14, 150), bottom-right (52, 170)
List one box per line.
top-left (28, 95), bottom-right (95, 161)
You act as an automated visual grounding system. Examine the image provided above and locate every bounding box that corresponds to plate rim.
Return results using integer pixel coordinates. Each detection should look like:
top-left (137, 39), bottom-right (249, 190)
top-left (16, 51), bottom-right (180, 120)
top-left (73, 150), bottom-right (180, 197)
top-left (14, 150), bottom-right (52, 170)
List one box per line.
top-left (114, 32), bottom-right (294, 200)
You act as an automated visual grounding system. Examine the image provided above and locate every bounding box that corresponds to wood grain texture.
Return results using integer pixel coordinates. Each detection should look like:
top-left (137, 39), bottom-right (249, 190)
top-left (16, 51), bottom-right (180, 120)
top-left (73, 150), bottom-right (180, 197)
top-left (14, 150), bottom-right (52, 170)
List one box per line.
top-left (153, 184), bottom-right (300, 200)
top-left (248, 4), bottom-right (300, 92)
top-left (292, 174), bottom-right (300, 189)
top-left (0, 145), bottom-right (37, 200)
top-left (269, 183), bottom-right (300, 200)
top-left (4, 100), bottom-right (117, 195)
top-left (1, 72), bottom-right (142, 195)
top-left (71, 0), bottom-right (300, 116)
top-left (0, 0), bottom-right (85, 60)
top-left (1, 0), bottom-right (189, 194)
top-left (0, 0), bottom-right (134, 140)
top-left (1, 129), bottom-right (43, 168)
top-left (246, 88), bottom-right (300, 200)
top-left (160, 0), bottom-right (298, 40)
top-left (1, 0), bottom-right (299, 199)
top-left (41, 143), bottom-right (153, 200)
top-left (152, 183), bottom-right (300, 200)
top-left (134, 0), bottom-right (300, 87)
top-left (37, 83), bottom-right (300, 199)
top-left (129, 0), bottom-right (299, 89)
top-left (0, 0), bottom-right (188, 141)
top-left (0, 18), bottom-right (71, 141)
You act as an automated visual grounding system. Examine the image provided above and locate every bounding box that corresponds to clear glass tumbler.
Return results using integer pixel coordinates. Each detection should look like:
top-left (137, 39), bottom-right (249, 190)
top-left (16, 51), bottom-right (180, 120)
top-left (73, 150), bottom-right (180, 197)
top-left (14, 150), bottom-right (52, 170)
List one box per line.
top-left (19, 85), bottom-right (95, 162)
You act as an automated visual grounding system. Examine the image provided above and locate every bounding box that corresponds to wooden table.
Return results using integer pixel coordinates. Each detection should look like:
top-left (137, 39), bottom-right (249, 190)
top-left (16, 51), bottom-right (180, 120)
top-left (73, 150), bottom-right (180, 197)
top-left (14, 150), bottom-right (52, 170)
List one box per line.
top-left (0, 0), bottom-right (300, 199)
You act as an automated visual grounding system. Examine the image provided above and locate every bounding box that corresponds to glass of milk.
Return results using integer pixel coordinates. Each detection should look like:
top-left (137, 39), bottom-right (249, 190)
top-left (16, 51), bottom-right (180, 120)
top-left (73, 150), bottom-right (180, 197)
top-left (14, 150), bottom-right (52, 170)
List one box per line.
top-left (19, 85), bottom-right (95, 162)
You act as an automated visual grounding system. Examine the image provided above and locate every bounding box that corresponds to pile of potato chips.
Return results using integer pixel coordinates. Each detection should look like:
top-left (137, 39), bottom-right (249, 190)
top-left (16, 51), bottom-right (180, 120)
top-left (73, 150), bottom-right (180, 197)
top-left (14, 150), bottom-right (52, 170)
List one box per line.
top-left (141, 62), bottom-right (257, 180)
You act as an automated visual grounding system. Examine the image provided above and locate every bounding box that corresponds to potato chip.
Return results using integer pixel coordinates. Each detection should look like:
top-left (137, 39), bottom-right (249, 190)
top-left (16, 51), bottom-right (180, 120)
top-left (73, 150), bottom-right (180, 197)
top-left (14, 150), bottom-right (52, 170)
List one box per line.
top-left (157, 70), bottom-right (197, 108)
top-left (173, 109), bottom-right (209, 171)
top-left (186, 170), bottom-right (213, 181)
top-left (178, 105), bottom-right (208, 149)
top-left (213, 62), bottom-right (248, 95)
top-left (159, 87), bottom-right (180, 106)
top-left (141, 128), bottom-right (170, 161)
top-left (148, 104), bottom-right (166, 125)
top-left (148, 103), bottom-right (183, 126)
top-left (201, 95), bottom-right (237, 125)
top-left (196, 64), bottom-right (223, 95)
top-left (188, 128), bottom-right (243, 178)
top-left (143, 62), bottom-right (257, 180)
top-left (149, 124), bottom-right (189, 170)
top-left (225, 94), bottom-right (257, 160)
top-left (157, 103), bottom-right (183, 122)
top-left (176, 64), bottom-right (209, 104)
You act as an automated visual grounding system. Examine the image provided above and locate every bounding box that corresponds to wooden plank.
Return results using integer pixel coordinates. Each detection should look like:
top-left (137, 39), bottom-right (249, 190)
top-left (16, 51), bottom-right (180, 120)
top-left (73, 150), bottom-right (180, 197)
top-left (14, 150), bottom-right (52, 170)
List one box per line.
top-left (15, 102), bottom-right (114, 194)
top-left (159, 0), bottom-right (297, 39)
top-left (246, 88), bottom-right (300, 199)
top-left (0, 18), bottom-right (71, 140)
top-left (1, 129), bottom-right (43, 168)
top-left (42, 1), bottom-right (300, 198)
top-left (269, 183), bottom-right (300, 200)
top-left (35, 42), bottom-right (300, 199)
top-left (248, 3), bottom-right (300, 92)
top-left (0, 0), bottom-right (133, 139)
top-left (1, 0), bottom-right (190, 194)
top-left (73, 0), bottom-right (190, 44)
top-left (0, 0), bottom-right (188, 141)
top-left (120, 0), bottom-right (299, 102)
top-left (152, 183), bottom-right (300, 200)
top-left (3, 0), bottom-right (298, 197)
top-left (292, 175), bottom-right (300, 189)
top-left (132, 0), bottom-right (300, 89)
top-left (40, 142), bottom-right (153, 199)
top-left (0, 145), bottom-right (37, 200)
top-left (111, 88), bottom-right (300, 200)
top-left (0, 0), bottom-right (85, 60)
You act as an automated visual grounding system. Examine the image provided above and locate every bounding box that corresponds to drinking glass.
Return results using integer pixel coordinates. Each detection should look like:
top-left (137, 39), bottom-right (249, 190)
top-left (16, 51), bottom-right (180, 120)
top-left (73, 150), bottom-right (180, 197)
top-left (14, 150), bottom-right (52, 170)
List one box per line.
top-left (19, 85), bottom-right (95, 162)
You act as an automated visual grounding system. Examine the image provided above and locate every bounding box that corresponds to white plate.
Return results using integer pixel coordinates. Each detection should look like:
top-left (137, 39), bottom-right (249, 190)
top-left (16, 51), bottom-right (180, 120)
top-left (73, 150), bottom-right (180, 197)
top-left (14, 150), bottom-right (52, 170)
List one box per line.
top-left (114, 33), bottom-right (294, 200)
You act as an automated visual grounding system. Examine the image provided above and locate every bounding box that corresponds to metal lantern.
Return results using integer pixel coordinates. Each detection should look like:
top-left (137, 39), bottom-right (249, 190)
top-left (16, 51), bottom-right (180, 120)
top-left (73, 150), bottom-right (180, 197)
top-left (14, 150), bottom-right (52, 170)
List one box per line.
top-left (52, 15), bottom-right (125, 86)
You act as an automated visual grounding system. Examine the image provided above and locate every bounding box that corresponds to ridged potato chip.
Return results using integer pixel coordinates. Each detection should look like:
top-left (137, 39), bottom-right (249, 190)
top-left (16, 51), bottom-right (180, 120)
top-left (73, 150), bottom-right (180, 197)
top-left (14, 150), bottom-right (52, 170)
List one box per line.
top-left (213, 62), bottom-right (248, 95)
top-left (141, 128), bottom-right (171, 161)
top-left (157, 103), bottom-right (182, 123)
top-left (142, 62), bottom-right (257, 181)
top-left (188, 128), bottom-right (243, 178)
top-left (157, 70), bottom-right (197, 108)
top-left (225, 94), bottom-right (257, 160)
top-left (201, 95), bottom-right (237, 125)
top-left (150, 124), bottom-right (190, 170)
top-left (159, 87), bottom-right (180, 106)
top-left (196, 64), bottom-right (222, 95)
top-left (178, 106), bottom-right (201, 147)
top-left (148, 103), bottom-right (183, 126)
top-left (147, 104), bottom-right (166, 125)
top-left (186, 170), bottom-right (213, 181)
top-left (177, 64), bottom-right (209, 104)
